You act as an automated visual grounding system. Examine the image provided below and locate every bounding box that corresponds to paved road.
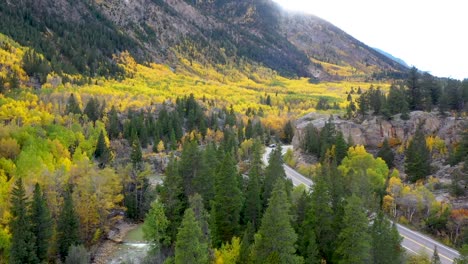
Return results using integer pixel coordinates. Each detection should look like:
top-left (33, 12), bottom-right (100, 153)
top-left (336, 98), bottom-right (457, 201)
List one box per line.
top-left (263, 145), bottom-right (460, 263)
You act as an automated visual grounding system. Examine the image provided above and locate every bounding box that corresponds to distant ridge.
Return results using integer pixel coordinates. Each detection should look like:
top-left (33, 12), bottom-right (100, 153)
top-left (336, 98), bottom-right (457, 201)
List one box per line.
top-left (373, 48), bottom-right (410, 68)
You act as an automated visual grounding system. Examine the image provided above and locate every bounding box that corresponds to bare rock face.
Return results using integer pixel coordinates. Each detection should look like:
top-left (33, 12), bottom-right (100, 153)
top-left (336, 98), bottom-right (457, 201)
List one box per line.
top-left (293, 111), bottom-right (464, 149)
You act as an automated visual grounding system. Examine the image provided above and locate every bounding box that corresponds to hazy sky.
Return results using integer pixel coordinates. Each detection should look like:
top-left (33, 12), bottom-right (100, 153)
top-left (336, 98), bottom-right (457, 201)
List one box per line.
top-left (273, 0), bottom-right (467, 80)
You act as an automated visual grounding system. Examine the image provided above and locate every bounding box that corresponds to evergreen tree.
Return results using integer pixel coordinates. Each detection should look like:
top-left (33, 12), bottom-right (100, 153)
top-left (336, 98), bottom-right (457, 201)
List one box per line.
top-left (334, 131), bottom-right (348, 164)
top-left (243, 140), bottom-right (263, 229)
top-left (143, 200), bottom-right (169, 252)
top-left (302, 124), bottom-right (320, 156)
top-left (194, 143), bottom-right (217, 208)
top-left (83, 97), bottom-right (100, 124)
top-left (262, 145), bottom-right (286, 209)
top-left (9, 178), bottom-right (39, 264)
top-left (387, 84), bottom-right (407, 115)
top-left (189, 194), bottom-right (212, 246)
top-left (31, 183), bottom-right (52, 262)
top-left (405, 124), bottom-right (431, 182)
top-left (371, 212), bottom-right (402, 264)
top-left (239, 223), bottom-right (255, 264)
top-left (431, 246), bottom-right (442, 264)
top-left (180, 140), bottom-right (204, 197)
top-left (130, 133), bottom-right (143, 171)
top-left (57, 189), bottom-right (80, 261)
top-left (307, 167), bottom-right (335, 261)
top-left (303, 228), bottom-right (320, 264)
top-left (66, 93), bottom-right (82, 115)
top-left (107, 105), bottom-right (120, 139)
top-left (212, 153), bottom-right (243, 246)
top-left (159, 157), bottom-right (187, 242)
top-left (65, 245), bottom-right (89, 264)
top-left (336, 195), bottom-right (371, 264)
top-left (94, 130), bottom-right (111, 168)
top-left (377, 138), bottom-right (395, 168)
top-left (251, 180), bottom-right (302, 264)
top-left (283, 120), bottom-right (294, 144)
top-left (407, 66), bottom-right (424, 110)
top-left (175, 208), bottom-right (209, 264)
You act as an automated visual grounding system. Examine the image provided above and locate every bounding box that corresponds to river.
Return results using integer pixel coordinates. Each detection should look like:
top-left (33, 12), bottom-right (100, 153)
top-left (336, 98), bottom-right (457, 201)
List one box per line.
top-left (107, 224), bottom-right (150, 264)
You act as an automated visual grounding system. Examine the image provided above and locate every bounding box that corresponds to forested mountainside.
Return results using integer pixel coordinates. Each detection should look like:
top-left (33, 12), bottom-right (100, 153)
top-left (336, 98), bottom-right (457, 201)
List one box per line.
top-left (0, 0), bottom-right (467, 263)
top-left (0, 0), bottom-right (405, 80)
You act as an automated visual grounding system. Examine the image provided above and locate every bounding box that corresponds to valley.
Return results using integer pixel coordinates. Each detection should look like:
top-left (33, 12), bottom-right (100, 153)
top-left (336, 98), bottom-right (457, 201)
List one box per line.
top-left (0, 0), bottom-right (467, 263)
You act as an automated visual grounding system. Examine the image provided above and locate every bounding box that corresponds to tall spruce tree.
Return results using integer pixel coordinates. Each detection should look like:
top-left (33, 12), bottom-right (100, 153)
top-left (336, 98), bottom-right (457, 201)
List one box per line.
top-left (251, 180), bottom-right (302, 264)
top-left (407, 66), bottom-right (423, 111)
top-left (175, 208), bottom-right (209, 264)
top-left (107, 105), bottom-right (120, 139)
top-left (94, 130), bottom-right (111, 168)
top-left (371, 212), bottom-right (402, 264)
top-left (189, 194), bottom-right (212, 246)
top-left (336, 195), bottom-right (371, 264)
top-left (262, 145), bottom-right (286, 209)
top-left (9, 178), bottom-right (39, 264)
top-left (65, 93), bottom-right (82, 115)
top-left (334, 131), bottom-right (348, 164)
top-left (180, 140), bottom-right (204, 197)
top-left (405, 124), bottom-right (431, 182)
top-left (212, 153), bottom-right (243, 246)
top-left (31, 183), bottom-right (52, 263)
top-left (243, 140), bottom-right (263, 229)
top-left (377, 138), bottom-right (395, 168)
top-left (130, 132), bottom-right (143, 171)
top-left (57, 189), bottom-right (80, 260)
top-left (142, 200), bottom-right (169, 252)
top-left (159, 157), bottom-right (187, 242)
top-left (307, 167), bottom-right (335, 262)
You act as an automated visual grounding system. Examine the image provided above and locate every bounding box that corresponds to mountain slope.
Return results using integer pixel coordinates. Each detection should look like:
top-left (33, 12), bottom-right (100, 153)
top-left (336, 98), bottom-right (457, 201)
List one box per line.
top-left (0, 0), bottom-right (407, 80)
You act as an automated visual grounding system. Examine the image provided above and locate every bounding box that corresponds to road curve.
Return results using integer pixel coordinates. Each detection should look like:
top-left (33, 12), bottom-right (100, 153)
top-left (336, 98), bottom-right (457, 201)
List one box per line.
top-left (263, 145), bottom-right (460, 263)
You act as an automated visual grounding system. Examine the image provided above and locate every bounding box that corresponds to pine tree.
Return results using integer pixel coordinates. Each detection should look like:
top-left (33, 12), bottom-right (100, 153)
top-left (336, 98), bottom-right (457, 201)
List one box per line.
top-left (212, 153), bottom-right (243, 246)
top-left (262, 145), bottom-right (286, 209)
top-left (84, 97), bottom-right (100, 124)
top-left (94, 130), bottom-right (111, 168)
top-left (431, 246), bottom-right (442, 264)
top-left (251, 180), bottom-right (302, 264)
top-left (405, 124), bottom-right (431, 182)
top-left (66, 93), bottom-right (82, 115)
top-left (31, 183), bottom-right (52, 262)
top-left (107, 105), bottom-right (120, 139)
top-left (307, 168), bottom-right (335, 261)
top-left (377, 138), bottom-right (394, 168)
top-left (159, 157), bottom-right (187, 242)
top-left (175, 208), bottom-right (209, 264)
top-left (283, 120), bottom-right (294, 144)
top-left (130, 132), bottom-right (143, 171)
top-left (243, 140), bottom-right (263, 229)
top-left (407, 66), bottom-right (423, 111)
top-left (371, 212), bottom-right (402, 264)
top-left (65, 245), bottom-right (89, 264)
top-left (334, 131), bottom-right (348, 164)
top-left (303, 228), bottom-right (320, 264)
top-left (57, 189), bottom-right (80, 260)
top-left (180, 140), bottom-right (204, 197)
top-left (189, 194), bottom-right (212, 246)
top-left (194, 143), bottom-right (217, 208)
top-left (336, 195), bottom-right (371, 264)
top-left (143, 200), bottom-right (169, 252)
top-left (9, 178), bottom-right (39, 264)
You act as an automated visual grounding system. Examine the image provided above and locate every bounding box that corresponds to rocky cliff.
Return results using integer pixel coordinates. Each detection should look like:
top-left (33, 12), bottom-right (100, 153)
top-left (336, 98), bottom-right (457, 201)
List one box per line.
top-left (293, 111), bottom-right (464, 150)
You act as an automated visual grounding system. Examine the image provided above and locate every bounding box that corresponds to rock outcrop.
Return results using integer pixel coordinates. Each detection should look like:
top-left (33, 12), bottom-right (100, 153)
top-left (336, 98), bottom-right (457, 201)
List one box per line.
top-left (293, 111), bottom-right (464, 150)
